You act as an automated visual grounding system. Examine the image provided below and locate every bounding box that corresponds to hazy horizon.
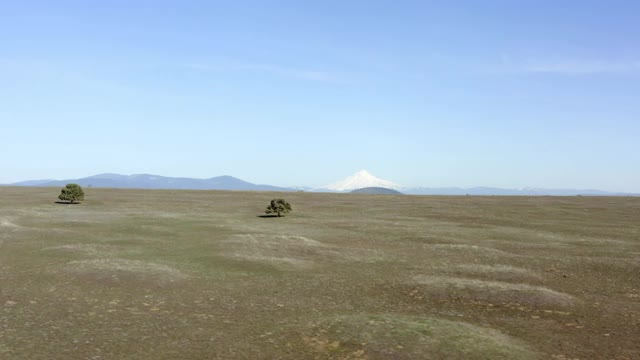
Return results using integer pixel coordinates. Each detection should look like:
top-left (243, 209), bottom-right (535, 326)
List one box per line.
top-left (4, 170), bottom-right (638, 194)
top-left (2, 1), bottom-right (639, 192)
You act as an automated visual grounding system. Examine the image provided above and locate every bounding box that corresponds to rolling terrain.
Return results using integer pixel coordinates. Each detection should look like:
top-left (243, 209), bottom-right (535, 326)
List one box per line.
top-left (1, 187), bottom-right (639, 359)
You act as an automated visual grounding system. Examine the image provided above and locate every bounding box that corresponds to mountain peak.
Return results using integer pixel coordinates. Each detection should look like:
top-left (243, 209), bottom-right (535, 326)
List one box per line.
top-left (325, 170), bottom-right (402, 191)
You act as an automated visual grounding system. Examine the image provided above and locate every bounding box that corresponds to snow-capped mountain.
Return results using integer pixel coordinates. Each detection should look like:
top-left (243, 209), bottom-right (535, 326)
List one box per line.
top-left (324, 170), bottom-right (402, 191)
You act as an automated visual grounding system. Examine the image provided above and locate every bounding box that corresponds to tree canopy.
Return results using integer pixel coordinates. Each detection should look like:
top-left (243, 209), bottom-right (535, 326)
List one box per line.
top-left (58, 183), bottom-right (85, 204)
top-left (265, 199), bottom-right (292, 217)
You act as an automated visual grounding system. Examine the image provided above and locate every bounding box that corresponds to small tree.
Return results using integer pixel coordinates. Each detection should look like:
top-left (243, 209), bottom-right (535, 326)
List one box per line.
top-left (265, 199), bottom-right (292, 217)
top-left (58, 183), bottom-right (85, 204)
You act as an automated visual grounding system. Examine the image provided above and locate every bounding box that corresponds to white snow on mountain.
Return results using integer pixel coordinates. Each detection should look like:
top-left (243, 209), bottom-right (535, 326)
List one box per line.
top-left (324, 170), bottom-right (402, 191)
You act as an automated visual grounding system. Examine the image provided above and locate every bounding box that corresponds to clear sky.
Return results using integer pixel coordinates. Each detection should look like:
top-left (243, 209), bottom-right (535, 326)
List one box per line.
top-left (1, 1), bottom-right (639, 191)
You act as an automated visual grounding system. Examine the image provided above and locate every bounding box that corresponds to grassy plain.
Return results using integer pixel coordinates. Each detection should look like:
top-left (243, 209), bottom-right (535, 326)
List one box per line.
top-left (1, 187), bottom-right (639, 359)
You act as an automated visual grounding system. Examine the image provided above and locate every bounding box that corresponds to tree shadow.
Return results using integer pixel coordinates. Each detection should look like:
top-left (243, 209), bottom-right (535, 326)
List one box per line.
top-left (257, 215), bottom-right (280, 218)
top-left (54, 201), bottom-right (81, 205)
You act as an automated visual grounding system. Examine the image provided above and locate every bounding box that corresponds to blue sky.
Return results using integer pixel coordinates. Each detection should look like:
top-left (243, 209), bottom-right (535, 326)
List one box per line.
top-left (1, 1), bottom-right (639, 191)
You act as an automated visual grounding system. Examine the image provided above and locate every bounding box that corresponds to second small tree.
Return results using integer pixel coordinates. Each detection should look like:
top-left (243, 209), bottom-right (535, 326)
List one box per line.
top-left (265, 199), bottom-right (292, 217)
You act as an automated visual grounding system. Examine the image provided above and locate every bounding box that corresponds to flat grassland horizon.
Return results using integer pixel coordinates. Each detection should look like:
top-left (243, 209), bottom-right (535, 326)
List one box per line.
top-left (1, 187), bottom-right (639, 359)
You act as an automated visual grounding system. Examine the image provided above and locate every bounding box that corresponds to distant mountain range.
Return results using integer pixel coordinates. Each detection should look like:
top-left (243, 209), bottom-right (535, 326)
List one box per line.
top-left (10, 173), bottom-right (291, 192)
top-left (5, 171), bottom-right (638, 196)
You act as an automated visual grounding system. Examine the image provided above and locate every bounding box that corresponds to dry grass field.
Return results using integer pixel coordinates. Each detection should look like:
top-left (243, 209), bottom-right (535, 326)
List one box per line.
top-left (1, 187), bottom-right (639, 359)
